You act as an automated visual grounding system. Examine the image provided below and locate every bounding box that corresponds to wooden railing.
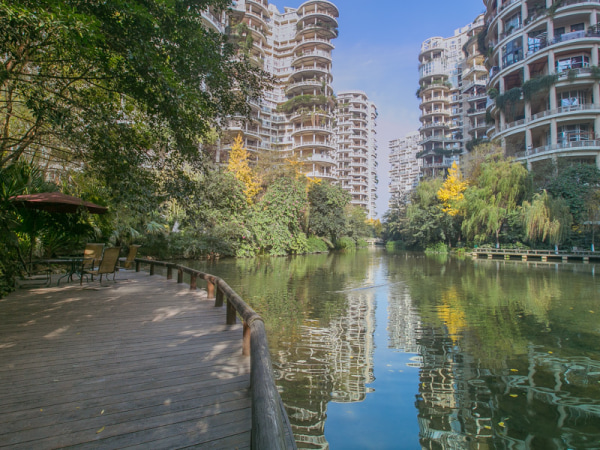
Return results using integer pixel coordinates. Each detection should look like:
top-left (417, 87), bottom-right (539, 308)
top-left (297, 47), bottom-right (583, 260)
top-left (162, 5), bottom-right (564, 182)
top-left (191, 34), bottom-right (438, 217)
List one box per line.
top-left (134, 259), bottom-right (296, 450)
top-left (473, 248), bottom-right (598, 257)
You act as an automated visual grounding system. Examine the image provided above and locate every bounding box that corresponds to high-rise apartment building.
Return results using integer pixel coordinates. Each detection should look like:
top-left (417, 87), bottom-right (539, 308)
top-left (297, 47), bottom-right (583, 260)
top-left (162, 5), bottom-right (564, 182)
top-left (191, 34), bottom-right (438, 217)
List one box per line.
top-left (388, 132), bottom-right (423, 205)
top-left (485, 0), bottom-right (600, 170)
top-left (337, 91), bottom-right (378, 219)
top-left (218, 1), bottom-right (379, 216)
top-left (417, 15), bottom-right (486, 178)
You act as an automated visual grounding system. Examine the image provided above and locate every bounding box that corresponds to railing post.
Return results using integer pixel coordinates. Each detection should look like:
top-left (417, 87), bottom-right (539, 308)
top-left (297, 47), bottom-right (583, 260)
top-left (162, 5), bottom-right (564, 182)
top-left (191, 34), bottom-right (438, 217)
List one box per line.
top-left (135, 260), bottom-right (141, 272)
top-left (177, 268), bottom-right (183, 284)
top-left (149, 263), bottom-right (155, 276)
top-left (166, 265), bottom-right (173, 280)
top-left (215, 287), bottom-right (224, 307)
top-left (207, 280), bottom-right (215, 299)
top-left (190, 274), bottom-right (197, 290)
top-left (243, 321), bottom-right (251, 356)
top-left (227, 301), bottom-right (237, 325)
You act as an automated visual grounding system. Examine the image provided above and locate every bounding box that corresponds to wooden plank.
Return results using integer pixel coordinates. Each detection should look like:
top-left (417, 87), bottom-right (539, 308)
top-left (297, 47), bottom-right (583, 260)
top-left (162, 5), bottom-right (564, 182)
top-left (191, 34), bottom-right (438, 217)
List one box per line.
top-left (0, 272), bottom-right (252, 449)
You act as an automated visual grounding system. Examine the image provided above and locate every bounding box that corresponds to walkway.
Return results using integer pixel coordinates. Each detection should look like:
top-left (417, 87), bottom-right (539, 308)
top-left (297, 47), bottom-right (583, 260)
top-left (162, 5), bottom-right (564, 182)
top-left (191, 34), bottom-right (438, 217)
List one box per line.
top-left (0, 271), bottom-right (251, 449)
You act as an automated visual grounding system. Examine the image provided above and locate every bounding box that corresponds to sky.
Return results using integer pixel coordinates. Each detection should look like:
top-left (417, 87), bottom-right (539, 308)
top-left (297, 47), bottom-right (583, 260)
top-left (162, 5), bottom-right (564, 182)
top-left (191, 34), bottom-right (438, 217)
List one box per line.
top-left (270, 0), bottom-right (486, 216)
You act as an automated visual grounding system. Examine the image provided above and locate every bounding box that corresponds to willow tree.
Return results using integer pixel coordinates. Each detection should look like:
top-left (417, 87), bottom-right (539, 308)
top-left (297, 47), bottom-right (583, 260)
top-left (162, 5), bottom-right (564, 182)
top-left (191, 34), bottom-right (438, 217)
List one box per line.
top-left (521, 190), bottom-right (572, 250)
top-left (462, 156), bottom-right (528, 248)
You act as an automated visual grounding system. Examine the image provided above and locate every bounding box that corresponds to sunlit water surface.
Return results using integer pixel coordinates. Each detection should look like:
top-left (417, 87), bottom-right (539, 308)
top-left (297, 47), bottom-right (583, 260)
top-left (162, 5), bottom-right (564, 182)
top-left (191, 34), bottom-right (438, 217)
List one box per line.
top-left (177, 249), bottom-right (600, 449)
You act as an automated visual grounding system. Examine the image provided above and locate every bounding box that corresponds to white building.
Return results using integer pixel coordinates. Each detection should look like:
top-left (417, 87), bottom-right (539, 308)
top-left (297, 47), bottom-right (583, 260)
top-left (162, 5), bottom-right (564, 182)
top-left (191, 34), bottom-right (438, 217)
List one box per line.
top-left (388, 132), bottom-right (423, 205)
top-left (337, 91), bottom-right (378, 218)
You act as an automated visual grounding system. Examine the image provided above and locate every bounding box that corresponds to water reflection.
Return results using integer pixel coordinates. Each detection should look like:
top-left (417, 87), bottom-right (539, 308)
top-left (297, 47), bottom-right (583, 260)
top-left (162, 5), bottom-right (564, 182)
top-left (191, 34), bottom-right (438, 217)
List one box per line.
top-left (180, 251), bottom-right (600, 449)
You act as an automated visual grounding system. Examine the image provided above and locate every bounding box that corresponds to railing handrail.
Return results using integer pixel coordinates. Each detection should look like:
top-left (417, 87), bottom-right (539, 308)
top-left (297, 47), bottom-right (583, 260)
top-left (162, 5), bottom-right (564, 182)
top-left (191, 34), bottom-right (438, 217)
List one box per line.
top-left (473, 248), bottom-right (598, 256)
top-left (134, 259), bottom-right (296, 450)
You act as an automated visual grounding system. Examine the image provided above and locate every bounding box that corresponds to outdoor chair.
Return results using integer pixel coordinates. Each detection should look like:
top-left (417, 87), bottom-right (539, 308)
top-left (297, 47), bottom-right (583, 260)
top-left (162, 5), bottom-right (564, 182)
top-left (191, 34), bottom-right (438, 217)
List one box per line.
top-left (118, 245), bottom-right (141, 270)
top-left (80, 247), bottom-right (121, 285)
top-left (81, 243), bottom-right (105, 271)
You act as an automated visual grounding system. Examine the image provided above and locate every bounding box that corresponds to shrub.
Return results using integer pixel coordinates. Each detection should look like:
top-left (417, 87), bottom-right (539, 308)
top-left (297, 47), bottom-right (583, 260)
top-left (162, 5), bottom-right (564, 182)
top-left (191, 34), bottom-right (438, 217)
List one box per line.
top-left (356, 238), bottom-right (368, 248)
top-left (335, 236), bottom-right (356, 250)
top-left (425, 242), bottom-right (449, 254)
top-left (385, 240), bottom-right (405, 250)
top-left (307, 236), bottom-right (329, 253)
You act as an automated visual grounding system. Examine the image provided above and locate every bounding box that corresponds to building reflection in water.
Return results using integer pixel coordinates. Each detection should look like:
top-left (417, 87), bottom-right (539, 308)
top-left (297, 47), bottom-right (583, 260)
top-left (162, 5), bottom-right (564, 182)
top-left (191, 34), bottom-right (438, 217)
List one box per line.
top-left (272, 268), bottom-right (379, 449)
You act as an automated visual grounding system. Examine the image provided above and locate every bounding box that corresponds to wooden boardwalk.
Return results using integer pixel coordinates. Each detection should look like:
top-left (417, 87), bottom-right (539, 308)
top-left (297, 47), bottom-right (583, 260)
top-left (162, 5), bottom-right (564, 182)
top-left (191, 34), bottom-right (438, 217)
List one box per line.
top-left (0, 271), bottom-right (252, 449)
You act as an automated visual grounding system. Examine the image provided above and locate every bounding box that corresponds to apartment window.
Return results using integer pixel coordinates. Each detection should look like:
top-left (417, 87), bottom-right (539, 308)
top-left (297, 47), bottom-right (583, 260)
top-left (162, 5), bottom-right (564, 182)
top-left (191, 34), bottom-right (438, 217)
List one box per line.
top-left (571, 23), bottom-right (585, 32)
top-left (504, 12), bottom-right (521, 32)
top-left (502, 37), bottom-right (523, 67)
top-left (558, 90), bottom-right (587, 108)
top-left (558, 124), bottom-right (590, 143)
top-left (556, 55), bottom-right (590, 72)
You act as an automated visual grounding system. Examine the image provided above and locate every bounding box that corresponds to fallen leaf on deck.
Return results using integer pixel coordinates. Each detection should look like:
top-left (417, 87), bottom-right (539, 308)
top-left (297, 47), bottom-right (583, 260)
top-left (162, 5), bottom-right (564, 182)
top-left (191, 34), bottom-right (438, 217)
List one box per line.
top-left (97, 426), bottom-right (105, 434)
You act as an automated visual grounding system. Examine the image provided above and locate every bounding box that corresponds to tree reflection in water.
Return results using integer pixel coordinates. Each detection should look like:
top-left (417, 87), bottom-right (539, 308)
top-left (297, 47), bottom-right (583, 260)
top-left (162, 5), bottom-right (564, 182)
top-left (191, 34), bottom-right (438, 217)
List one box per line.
top-left (181, 251), bottom-right (600, 449)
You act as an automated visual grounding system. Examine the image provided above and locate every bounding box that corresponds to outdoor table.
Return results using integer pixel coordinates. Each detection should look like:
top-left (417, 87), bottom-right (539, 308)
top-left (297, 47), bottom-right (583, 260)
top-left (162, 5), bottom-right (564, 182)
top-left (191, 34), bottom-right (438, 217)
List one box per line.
top-left (36, 258), bottom-right (87, 285)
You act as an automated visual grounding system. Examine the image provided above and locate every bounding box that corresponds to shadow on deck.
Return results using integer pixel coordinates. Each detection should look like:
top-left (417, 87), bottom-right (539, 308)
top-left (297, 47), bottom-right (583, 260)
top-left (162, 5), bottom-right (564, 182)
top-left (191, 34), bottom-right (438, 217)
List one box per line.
top-left (0, 271), bottom-right (252, 448)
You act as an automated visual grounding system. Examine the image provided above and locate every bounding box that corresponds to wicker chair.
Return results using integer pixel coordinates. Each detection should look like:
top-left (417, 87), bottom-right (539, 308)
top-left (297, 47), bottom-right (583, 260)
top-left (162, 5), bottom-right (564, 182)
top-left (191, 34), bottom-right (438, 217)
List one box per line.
top-left (118, 245), bottom-right (141, 269)
top-left (81, 243), bottom-right (105, 272)
top-left (81, 247), bottom-right (121, 285)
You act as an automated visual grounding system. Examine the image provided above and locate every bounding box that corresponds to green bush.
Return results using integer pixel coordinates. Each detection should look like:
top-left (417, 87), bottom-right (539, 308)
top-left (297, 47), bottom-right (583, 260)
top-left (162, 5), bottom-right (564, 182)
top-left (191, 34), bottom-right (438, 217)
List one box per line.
top-left (335, 236), bottom-right (356, 250)
top-left (306, 236), bottom-right (329, 253)
top-left (425, 242), bottom-right (449, 254)
top-left (385, 240), bottom-right (405, 251)
top-left (356, 238), bottom-right (368, 248)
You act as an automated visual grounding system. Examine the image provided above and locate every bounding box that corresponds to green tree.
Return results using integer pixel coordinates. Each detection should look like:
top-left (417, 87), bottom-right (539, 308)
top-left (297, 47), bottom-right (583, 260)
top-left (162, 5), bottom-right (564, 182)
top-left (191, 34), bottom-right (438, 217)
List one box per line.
top-left (0, 0), bottom-right (267, 172)
top-left (345, 205), bottom-right (370, 239)
top-left (521, 190), bottom-right (572, 249)
top-left (547, 164), bottom-right (600, 225)
top-left (462, 156), bottom-right (527, 248)
top-left (227, 134), bottom-right (261, 203)
top-left (307, 181), bottom-right (351, 242)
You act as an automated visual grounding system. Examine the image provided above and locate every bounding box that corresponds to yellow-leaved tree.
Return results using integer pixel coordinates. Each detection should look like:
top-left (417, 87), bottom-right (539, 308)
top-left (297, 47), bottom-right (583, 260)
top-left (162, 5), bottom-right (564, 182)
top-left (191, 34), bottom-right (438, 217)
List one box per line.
top-left (227, 134), bottom-right (261, 203)
top-left (437, 161), bottom-right (468, 216)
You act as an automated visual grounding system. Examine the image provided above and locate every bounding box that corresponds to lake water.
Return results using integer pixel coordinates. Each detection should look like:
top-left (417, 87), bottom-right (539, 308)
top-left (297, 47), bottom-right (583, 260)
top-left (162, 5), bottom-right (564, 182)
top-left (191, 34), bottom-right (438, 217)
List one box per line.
top-left (180, 249), bottom-right (600, 449)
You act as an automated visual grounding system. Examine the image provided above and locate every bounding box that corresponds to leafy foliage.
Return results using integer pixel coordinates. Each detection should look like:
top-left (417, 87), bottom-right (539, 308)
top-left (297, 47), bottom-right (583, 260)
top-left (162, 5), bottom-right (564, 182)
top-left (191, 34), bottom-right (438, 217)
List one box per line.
top-left (0, 0), bottom-right (268, 174)
top-left (227, 134), bottom-right (261, 203)
top-left (521, 190), bottom-right (572, 247)
top-left (308, 182), bottom-right (351, 242)
top-left (437, 162), bottom-right (467, 216)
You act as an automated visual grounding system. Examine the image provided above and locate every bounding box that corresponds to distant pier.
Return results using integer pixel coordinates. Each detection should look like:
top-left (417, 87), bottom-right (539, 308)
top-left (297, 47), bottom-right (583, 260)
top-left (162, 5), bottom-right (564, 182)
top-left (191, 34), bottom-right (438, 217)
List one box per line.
top-left (472, 248), bottom-right (600, 263)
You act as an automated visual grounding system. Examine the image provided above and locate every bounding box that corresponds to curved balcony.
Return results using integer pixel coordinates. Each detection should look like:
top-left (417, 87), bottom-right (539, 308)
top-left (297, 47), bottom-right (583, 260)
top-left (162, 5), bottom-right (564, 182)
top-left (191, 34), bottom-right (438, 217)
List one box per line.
top-left (487, 0), bottom-right (520, 30)
top-left (245, 10), bottom-right (270, 29)
top-left (293, 49), bottom-right (332, 65)
top-left (247, 0), bottom-right (270, 14)
top-left (295, 36), bottom-right (335, 50)
top-left (515, 139), bottom-right (600, 162)
top-left (420, 109), bottom-right (451, 120)
top-left (285, 79), bottom-right (331, 96)
top-left (296, 23), bottom-right (338, 39)
top-left (496, 104), bottom-right (600, 135)
top-left (305, 170), bottom-right (337, 181)
top-left (420, 97), bottom-right (449, 110)
top-left (298, 10), bottom-right (338, 28)
top-left (201, 11), bottom-right (225, 33)
top-left (419, 60), bottom-right (448, 81)
top-left (419, 122), bottom-right (449, 132)
top-left (291, 125), bottom-right (334, 136)
top-left (292, 140), bottom-right (335, 151)
top-left (305, 153), bottom-right (336, 165)
top-left (291, 65), bottom-right (330, 79)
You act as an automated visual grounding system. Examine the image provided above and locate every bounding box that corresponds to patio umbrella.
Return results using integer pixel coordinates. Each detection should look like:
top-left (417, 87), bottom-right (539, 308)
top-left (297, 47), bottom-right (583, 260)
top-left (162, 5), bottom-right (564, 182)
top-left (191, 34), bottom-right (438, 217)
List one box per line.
top-left (9, 192), bottom-right (108, 267)
top-left (9, 192), bottom-right (108, 214)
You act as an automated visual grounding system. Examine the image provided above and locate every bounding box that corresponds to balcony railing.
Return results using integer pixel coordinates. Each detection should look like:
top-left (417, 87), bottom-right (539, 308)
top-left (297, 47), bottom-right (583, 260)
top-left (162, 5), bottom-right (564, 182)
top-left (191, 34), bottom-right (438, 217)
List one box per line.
top-left (516, 139), bottom-right (600, 159)
top-left (527, 29), bottom-right (600, 57)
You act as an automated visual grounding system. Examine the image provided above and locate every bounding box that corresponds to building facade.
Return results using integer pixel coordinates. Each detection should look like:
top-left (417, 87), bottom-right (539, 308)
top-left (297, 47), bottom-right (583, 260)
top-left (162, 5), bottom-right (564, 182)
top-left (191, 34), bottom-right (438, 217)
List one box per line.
top-left (485, 0), bottom-right (600, 170)
top-left (337, 91), bottom-right (378, 218)
top-left (388, 132), bottom-right (423, 205)
top-left (217, 1), bottom-right (379, 217)
top-left (417, 15), bottom-right (486, 178)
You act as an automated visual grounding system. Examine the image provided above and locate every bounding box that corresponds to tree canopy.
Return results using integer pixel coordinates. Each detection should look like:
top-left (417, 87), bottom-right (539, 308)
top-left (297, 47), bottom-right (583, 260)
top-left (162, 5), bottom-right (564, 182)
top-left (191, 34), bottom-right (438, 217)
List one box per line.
top-left (0, 0), bottom-right (268, 172)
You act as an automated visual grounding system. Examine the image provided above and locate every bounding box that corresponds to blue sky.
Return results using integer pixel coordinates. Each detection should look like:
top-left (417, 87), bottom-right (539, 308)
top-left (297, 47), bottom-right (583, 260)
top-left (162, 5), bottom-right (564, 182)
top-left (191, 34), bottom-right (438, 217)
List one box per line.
top-left (270, 0), bottom-right (486, 215)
